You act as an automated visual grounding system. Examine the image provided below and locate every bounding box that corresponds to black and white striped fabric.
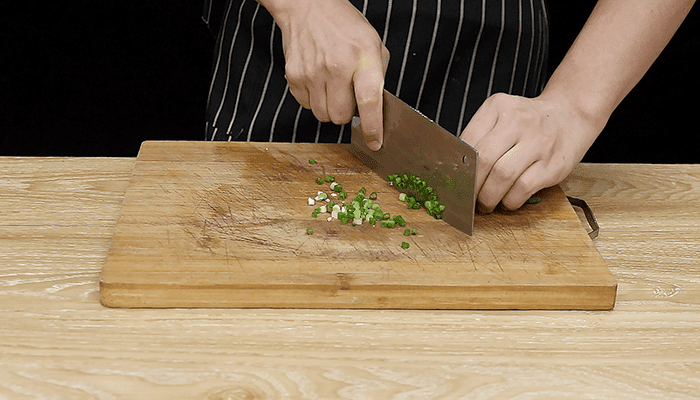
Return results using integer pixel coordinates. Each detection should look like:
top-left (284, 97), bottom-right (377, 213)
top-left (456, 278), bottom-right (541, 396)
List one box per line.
top-left (202, 0), bottom-right (549, 143)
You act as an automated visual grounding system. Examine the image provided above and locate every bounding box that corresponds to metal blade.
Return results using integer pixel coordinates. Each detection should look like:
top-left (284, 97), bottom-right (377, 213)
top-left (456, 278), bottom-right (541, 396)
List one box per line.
top-left (349, 90), bottom-right (478, 235)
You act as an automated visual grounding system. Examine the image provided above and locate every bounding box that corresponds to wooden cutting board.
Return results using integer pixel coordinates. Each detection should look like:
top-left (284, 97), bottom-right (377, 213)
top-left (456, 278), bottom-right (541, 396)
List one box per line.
top-left (100, 141), bottom-right (616, 309)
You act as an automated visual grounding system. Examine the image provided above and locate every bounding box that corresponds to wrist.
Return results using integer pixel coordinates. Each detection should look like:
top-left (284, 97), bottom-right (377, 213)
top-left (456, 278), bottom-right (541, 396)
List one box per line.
top-left (257, 0), bottom-right (310, 22)
top-left (538, 79), bottom-right (611, 140)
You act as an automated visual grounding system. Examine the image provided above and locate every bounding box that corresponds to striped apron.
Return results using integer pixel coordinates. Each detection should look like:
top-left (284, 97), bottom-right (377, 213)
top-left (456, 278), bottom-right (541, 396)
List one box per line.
top-left (203, 0), bottom-right (549, 142)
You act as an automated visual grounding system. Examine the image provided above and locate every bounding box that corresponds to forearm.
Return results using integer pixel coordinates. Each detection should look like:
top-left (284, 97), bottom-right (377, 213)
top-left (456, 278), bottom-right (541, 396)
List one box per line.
top-left (542, 0), bottom-right (695, 133)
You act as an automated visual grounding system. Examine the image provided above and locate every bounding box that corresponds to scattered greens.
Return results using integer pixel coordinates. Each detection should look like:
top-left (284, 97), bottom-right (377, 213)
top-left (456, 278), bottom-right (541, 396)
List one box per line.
top-left (386, 174), bottom-right (445, 219)
top-left (305, 166), bottom-right (445, 249)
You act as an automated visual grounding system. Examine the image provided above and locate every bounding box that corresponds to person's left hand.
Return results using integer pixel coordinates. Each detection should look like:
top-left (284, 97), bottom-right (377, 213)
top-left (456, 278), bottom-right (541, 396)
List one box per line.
top-left (459, 92), bottom-right (599, 213)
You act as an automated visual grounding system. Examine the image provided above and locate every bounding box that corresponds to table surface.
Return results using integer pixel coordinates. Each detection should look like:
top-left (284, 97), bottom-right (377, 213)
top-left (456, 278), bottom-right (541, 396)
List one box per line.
top-left (1, 157), bottom-right (699, 399)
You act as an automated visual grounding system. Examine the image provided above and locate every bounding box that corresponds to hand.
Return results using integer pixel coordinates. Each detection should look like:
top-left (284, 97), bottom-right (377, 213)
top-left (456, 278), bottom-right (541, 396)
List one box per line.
top-left (267, 0), bottom-right (390, 150)
top-left (459, 92), bottom-right (598, 213)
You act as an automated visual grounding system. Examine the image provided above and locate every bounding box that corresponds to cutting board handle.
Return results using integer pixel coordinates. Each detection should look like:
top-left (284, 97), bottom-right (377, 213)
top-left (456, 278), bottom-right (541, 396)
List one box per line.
top-left (567, 196), bottom-right (599, 239)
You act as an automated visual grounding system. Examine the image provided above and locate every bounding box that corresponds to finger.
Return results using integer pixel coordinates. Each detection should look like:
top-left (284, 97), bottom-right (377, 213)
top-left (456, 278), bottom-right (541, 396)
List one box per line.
top-left (353, 52), bottom-right (385, 151)
top-left (499, 161), bottom-right (548, 211)
top-left (476, 141), bottom-right (538, 213)
top-left (470, 119), bottom-right (519, 196)
top-left (308, 82), bottom-right (331, 122)
top-left (459, 97), bottom-right (499, 148)
top-left (288, 80), bottom-right (311, 110)
top-left (326, 79), bottom-right (356, 125)
top-left (381, 45), bottom-right (390, 73)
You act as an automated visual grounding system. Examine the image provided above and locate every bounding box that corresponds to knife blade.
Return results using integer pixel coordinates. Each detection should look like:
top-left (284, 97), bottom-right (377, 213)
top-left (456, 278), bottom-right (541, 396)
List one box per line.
top-left (349, 89), bottom-right (478, 235)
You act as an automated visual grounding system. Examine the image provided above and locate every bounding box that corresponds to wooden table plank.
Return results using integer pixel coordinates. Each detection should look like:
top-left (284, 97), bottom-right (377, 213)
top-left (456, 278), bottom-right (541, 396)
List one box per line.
top-left (1, 157), bottom-right (699, 399)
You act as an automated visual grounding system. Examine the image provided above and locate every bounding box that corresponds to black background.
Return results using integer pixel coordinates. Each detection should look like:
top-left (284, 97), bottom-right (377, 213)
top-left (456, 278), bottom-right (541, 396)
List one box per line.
top-left (2, 2), bottom-right (697, 162)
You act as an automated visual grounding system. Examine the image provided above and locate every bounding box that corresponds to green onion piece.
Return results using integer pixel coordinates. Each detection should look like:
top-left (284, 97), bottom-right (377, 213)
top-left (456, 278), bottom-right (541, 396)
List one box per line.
top-left (411, 227), bottom-right (417, 235)
top-left (332, 184), bottom-right (343, 192)
top-left (339, 191), bottom-right (348, 200)
top-left (369, 191), bottom-right (378, 200)
top-left (527, 196), bottom-right (542, 204)
top-left (401, 241), bottom-right (410, 249)
top-left (306, 228), bottom-right (313, 235)
top-left (325, 175), bottom-right (335, 182)
top-left (403, 229), bottom-right (411, 236)
top-left (309, 159), bottom-right (316, 164)
top-left (393, 215), bottom-right (406, 227)
top-left (315, 177), bottom-right (323, 185)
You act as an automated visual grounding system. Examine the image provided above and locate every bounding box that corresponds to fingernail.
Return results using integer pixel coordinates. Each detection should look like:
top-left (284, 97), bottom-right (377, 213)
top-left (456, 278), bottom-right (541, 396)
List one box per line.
top-left (368, 140), bottom-right (382, 151)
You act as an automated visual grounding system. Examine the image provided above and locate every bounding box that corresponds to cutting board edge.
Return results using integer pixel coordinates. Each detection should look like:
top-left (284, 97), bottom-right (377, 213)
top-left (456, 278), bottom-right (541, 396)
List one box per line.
top-left (99, 280), bottom-right (617, 310)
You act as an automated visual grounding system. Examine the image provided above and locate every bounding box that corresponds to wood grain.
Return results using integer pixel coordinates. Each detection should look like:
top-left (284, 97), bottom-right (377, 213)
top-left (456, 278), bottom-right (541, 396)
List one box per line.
top-left (1, 156), bottom-right (699, 399)
top-left (100, 142), bottom-right (615, 310)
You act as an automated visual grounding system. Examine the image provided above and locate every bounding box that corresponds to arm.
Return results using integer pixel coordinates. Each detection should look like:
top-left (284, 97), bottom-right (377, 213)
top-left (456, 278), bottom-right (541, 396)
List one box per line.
top-left (257, 0), bottom-right (389, 149)
top-left (460, 0), bottom-right (696, 213)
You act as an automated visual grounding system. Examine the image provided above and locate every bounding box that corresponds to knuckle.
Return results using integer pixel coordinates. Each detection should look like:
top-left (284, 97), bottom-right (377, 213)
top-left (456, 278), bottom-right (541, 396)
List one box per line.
top-left (490, 161), bottom-right (518, 184)
top-left (284, 64), bottom-right (306, 83)
top-left (328, 108), bottom-right (354, 125)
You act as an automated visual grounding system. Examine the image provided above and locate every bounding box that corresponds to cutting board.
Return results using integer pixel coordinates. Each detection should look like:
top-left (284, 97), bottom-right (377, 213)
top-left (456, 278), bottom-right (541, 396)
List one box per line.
top-left (100, 141), bottom-right (616, 310)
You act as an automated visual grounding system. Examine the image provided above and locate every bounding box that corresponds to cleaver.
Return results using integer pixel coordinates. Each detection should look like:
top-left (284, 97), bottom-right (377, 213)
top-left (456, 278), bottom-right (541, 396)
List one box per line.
top-left (349, 89), bottom-right (478, 236)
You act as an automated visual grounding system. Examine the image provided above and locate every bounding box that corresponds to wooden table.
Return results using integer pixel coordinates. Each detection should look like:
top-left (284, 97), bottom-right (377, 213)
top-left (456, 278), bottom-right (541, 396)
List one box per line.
top-left (1, 157), bottom-right (698, 399)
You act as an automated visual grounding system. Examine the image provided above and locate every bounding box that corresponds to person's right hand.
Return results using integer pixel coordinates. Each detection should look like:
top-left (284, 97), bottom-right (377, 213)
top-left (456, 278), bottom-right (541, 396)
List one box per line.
top-left (264, 0), bottom-right (390, 150)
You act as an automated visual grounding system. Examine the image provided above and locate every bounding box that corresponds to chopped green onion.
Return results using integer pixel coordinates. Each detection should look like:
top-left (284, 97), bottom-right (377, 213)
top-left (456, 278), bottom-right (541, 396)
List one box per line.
top-left (339, 191), bottom-right (348, 200)
top-left (411, 227), bottom-right (417, 235)
top-left (401, 241), bottom-right (410, 249)
top-left (306, 228), bottom-right (313, 235)
top-left (369, 191), bottom-right (378, 200)
top-left (393, 214), bottom-right (406, 227)
top-left (527, 196), bottom-right (542, 204)
top-left (387, 173), bottom-right (445, 219)
top-left (315, 177), bottom-right (323, 185)
top-left (325, 175), bottom-right (335, 182)
top-left (403, 229), bottom-right (411, 236)
top-left (309, 159), bottom-right (316, 164)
